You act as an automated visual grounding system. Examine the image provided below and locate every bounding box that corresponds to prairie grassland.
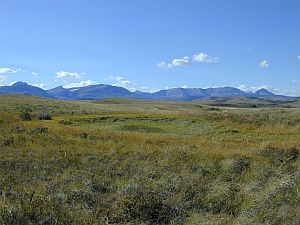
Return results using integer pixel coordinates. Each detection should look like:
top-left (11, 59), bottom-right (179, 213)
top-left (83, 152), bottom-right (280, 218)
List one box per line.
top-left (0, 95), bottom-right (300, 224)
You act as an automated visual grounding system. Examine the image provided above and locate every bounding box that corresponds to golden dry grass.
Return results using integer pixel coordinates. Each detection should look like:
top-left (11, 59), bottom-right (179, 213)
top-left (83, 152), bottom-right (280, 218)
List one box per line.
top-left (0, 95), bottom-right (299, 224)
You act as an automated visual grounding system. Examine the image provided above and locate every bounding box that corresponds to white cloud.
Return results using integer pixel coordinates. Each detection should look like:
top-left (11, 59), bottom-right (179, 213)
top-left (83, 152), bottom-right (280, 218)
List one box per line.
top-left (33, 83), bottom-right (47, 89)
top-left (157, 56), bottom-right (190, 69)
top-left (193, 53), bottom-right (219, 63)
top-left (56, 71), bottom-right (81, 79)
top-left (172, 57), bottom-right (190, 67)
top-left (157, 62), bottom-right (173, 69)
top-left (164, 86), bottom-right (177, 90)
top-left (9, 81), bottom-right (18, 85)
top-left (64, 80), bottom-right (98, 88)
top-left (238, 84), bottom-right (273, 93)
top-left (238, 84), bottom-right (300, 97)
top-left (109, 76), bottom-right (124, 82)
top-left (116, 80), bottom-right (132, 87)
top-left (259, 60), bottom-right (269, 68)
top-left (0, 75), bottom-right (5, 82)
top-left (109, 76), bottom-right (132, 88)
top-left (140, 86), bottom-right (159, 93)
top-left (0, 67), bottom-right (21, 74)
top-left (281, 87), bottom-right (300, 96)
top-left (158, 52), bottom-right (219, 69)
top-left (108, 76), bottom-right (159, 92)
top-left (32, 72), bottom-right (38, 76)
top-left (181, 85), bottom-right (188, 88)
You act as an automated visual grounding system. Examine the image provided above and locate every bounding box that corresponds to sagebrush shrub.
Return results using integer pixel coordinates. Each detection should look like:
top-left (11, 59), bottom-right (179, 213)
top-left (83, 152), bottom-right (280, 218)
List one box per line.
top-left (20, 111), bottom-right (32, 121)
top-left (37, 112), bottom-right (52, 120)
top-left (32, 127), bottom-right (48, 134)
top-left (3, 137), bottom-right (14, 146)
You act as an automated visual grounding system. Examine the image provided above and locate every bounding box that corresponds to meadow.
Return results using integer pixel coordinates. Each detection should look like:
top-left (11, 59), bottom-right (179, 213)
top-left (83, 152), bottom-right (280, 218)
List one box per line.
top-left (0, 94), bottom-right (299, 225)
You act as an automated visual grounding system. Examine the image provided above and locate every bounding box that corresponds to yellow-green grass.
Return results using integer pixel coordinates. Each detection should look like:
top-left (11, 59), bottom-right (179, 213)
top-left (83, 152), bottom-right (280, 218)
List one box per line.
top-left (0, 95), bottom-right (299, 224)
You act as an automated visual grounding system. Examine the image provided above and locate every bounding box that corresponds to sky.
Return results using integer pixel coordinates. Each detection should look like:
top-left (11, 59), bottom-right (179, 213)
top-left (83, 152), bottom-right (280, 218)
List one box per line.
top-left (0, 0), bottom-right (300, 95)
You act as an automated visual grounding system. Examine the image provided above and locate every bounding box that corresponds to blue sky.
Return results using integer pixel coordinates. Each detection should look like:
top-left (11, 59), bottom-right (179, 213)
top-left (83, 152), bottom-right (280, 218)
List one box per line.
top-left (0, 0), bottom-right (300, 95)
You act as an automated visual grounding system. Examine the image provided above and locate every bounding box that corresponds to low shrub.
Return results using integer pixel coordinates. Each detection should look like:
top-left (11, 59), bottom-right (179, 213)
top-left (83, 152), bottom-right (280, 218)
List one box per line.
top-left (20, 111), bottom-right (32, 121)
top-left (31, 127), bottom-right (48, 134)
top-left (37, 112), bottom-right (52, 120)
top-left (0, 192), bottom-right (74, 225)
top-left (202, 183), bottom-right (241, 215)
top-left (11, 126), bottom-right (25, 133)
top-left (58, 120), bottom-right (72, 125)
top-left (79, 132), bottom-right (96, 141)
top-left (3, 137), bottom-right (14, 146)
top-left (260, 146), bottom-right (299, 163)
top-left (79, 132), bottom-right (88, 139)
top-left (110, 178), bottom-right (189, 224)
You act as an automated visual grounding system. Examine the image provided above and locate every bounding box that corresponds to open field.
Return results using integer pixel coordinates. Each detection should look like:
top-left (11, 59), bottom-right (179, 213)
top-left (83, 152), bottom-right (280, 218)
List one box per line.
top-left (0, 94), bottom-right (300, 224)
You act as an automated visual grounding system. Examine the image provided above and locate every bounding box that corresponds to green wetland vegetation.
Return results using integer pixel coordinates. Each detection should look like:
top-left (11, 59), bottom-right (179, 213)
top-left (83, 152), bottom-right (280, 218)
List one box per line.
top-left (0, 94), bottom-right (300, 224)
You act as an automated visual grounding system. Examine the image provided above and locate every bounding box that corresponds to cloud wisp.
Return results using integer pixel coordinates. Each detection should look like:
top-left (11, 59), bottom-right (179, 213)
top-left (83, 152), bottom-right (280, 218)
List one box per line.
top-left (33, 83), bottom-right (47, 89)
top-left (157, 62), bottom-right (173, 69)
top-left (238, 84), bottom-right (300, 97)
top-left (171, 57), bottom-right (190, 67)
top-left (157, 56), bottom-right (190, 69)
top-left (0, 75), bottom-right (5, 82)
top-left (0, 67), bottom-right (21, 74)
top-left (108, 76), bottom-right (160, 92)
top-left (56, 71), bottom-right (81, 79)
top-left (259, 60), bottom-right (269, 68)
top-left (109, 76), bottom-right (133, 88)
top-left (158, 52), bottom-right (219, 69)
top-left (64, 80), bottom-right (98, 88)
top-left (139, 86), bottom-right (159, 93)
top-left (238, 84), bottom-right (273, 93)
top-left (0, 67), bottom-right (21, 84)
top-left (193, 53), bottom-right (219, 63)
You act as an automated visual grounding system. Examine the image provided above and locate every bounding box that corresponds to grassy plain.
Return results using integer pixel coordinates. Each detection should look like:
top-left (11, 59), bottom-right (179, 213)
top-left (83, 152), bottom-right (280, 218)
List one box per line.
top-left (0, 94), bottom-right (300, 224)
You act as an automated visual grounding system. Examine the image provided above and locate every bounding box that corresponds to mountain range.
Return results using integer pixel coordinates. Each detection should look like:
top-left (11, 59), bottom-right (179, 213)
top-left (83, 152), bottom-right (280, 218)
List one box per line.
top-left (0, 81), bottom-right (281, 101)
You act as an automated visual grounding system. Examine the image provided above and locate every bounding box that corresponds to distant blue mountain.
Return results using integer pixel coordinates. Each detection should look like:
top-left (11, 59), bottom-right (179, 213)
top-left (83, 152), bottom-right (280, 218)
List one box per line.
top-left (0, 82), bottom-right (52, 98)
top-left (48, 84), bottom-right (132, 100)
top-left (0, 81), bottom-right (286, 101)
